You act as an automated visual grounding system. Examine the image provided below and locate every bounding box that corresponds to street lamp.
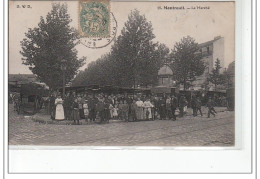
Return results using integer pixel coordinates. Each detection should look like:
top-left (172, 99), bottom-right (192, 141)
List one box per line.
top-left (132, 27), bottom-right (140, 98)
top-left (60, 59), bottom-right (67, 98)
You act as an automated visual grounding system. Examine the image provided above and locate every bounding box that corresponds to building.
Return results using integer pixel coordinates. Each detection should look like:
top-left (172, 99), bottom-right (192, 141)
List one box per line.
top-left (192, 36), bottom-right (225, 90)
top-left (157, 64), bottom-right (175, 87)
top-left (8, 74), bottom-right (48, 93)
top-left (226, 61), bottom-right (235, 87)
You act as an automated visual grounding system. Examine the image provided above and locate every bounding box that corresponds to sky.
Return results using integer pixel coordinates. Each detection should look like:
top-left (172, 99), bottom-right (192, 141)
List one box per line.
top-left (9, 1), bottom-right (235, 74)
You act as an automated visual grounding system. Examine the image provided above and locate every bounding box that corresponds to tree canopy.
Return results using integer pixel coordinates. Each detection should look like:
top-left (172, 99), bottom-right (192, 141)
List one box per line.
top-left (169, 36), bottom-right (205, 90)
top-left (20, 3), bottom-right (86, 90)
top-left (208, 58), bottom-right (225, 90)
top-left (73, 10), bottom-right (168, 87)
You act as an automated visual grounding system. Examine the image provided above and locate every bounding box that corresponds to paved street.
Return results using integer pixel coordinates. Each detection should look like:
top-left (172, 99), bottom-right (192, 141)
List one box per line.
top-left (8, 105), bottom-right (234, 146)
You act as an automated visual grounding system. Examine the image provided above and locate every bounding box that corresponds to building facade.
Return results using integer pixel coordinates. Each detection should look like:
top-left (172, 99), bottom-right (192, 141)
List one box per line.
top-left (155, 36), bottom-right (225, 91)
top-left (192, 36), bottom-right (225, 90)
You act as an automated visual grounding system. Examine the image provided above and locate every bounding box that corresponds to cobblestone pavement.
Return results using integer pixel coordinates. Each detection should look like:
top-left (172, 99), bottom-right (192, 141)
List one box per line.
top-left (8, 105), bottom-right (234, 146)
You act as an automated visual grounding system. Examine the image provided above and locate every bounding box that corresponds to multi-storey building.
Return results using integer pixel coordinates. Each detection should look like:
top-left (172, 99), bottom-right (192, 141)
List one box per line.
top-left (192, 36), bottom-right (225, 90)
top-left (155, 36), bottom-right (225, 91)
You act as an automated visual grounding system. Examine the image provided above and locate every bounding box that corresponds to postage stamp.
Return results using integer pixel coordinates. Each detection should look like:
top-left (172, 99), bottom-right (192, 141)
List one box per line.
top-left (78, 0), bottom-right (110, 38)
top-left (80, 12), bottom-right (117, 49)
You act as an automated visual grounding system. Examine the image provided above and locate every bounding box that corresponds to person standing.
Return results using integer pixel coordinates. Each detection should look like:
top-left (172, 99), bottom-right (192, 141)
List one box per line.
top-left (50, 93), bottom-right (56, 120)
top-left (207, 97), bottom-right (216, 118)
top-left (179, 94), bottom-right (187, 118)
top-left (55, 95), bottom-right (64, 120)
top-left (191, 95), bottom-right (197, 117)
top-left (67, 92), bottom-right (75, 121)
top-left (143, 98), bottom-right (154, 120)
top-left (130, 99), bottom-right (137, 121)
top-left (196, 96), bottom-right (203, 116)
top-left (166, 96), bottom-right (172, 120)
top-left (96, 98), bottom-right (105, 123)
top-left (77, 95), bottom-right (85, 119)
top-left (153, 95), bottom-right (160, 120)
top-left (122, 100), bottom-right (129, 122)
top-left (158, 96), bottom-right (166, 120)
top-left (112, 104), bottom-right (119, 119)
top-left (83, 99), bottom-right (89, 121)
top-left (104, 96), bottom-right (111, 123)
top-left (170, 94), bottom-right (178, 121)
top-left (71, 99), bottom-right (80, 125)
top-left (88, 95), bottom-right (96, 122)
top-left (135, 98), bottom-right (144, 121)
top-left (63, 93), bottom-right (70, 120)
top-left (109, 103), bottom-right (114, 119)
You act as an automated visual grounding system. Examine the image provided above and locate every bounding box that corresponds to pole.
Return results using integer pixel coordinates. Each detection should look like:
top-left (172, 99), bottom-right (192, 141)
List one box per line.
top-left (62, 69), bottom-right (65, 98)
top-left (133, 57), bottom-right (136, 98)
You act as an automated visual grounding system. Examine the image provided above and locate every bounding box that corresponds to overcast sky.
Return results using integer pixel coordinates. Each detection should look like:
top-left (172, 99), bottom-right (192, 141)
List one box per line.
top-left (9, 1), bottom-right (235, 74)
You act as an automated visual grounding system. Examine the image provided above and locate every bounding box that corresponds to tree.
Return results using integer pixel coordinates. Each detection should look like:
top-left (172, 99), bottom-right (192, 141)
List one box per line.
top-left (20, 3), bottom-right (86, 90)
top-left (208, 58), bottom-right (224, 90)
top-left (72, 10), bottom-right (168, 87)
top-left (170, 36), bottom-right (205, 90)
top-left (109, 9), bottom-right (166, 87)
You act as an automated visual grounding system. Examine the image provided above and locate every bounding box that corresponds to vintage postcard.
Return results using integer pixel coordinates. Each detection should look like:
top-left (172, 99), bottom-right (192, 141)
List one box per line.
top-left (8, 0), bottom-right (235, 147)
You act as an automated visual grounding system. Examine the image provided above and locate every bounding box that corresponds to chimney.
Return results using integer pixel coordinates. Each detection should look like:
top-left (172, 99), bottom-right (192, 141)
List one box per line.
top-left (214, 36), bottom-right (221, 40)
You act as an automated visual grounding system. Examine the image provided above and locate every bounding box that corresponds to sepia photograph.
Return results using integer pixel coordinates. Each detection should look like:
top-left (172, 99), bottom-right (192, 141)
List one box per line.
top-left (8, 0), bottom-right (235, 147)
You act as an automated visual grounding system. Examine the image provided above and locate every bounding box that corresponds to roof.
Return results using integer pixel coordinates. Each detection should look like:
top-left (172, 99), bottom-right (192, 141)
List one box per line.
top-left (198, 36), bottom-right (223, 48)
top-left (158, 65), bottom-right (173, 76)
top-left (8, 74), bottom-right (37, 84)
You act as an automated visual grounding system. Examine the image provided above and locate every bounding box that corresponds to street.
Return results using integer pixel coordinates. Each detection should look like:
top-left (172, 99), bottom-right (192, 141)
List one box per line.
top-left (8, 105), bottom-right (234, 146)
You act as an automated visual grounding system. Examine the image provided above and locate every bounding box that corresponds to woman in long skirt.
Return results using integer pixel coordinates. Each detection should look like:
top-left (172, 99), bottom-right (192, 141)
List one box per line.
top-left (135, 98), bottom-right (144, 120)
top-left (55, 95), bottom-right (64, 120)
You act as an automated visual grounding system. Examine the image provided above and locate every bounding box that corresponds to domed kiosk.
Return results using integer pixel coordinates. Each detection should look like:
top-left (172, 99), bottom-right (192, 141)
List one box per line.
top-left (151, 64), bottom-right (176, 94)
top-left (158, 64), bottom-right (174, 87)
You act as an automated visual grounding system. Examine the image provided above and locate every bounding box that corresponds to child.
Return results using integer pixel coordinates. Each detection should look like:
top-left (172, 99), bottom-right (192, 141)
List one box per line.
top-left (112, 104), bottom-right (119, 119)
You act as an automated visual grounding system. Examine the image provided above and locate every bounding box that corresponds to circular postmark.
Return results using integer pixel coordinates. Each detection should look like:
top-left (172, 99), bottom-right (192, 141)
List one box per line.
top-left (79, 12), bottom-right (117, 49)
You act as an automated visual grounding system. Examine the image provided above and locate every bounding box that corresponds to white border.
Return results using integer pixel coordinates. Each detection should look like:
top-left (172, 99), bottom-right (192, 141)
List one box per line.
top-left (2, 0), bottom-right (255, 177)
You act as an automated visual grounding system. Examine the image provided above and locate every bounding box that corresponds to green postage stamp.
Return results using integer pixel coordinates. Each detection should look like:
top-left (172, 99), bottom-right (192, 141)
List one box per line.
top-left (78, 0), bottom-right (110, 38)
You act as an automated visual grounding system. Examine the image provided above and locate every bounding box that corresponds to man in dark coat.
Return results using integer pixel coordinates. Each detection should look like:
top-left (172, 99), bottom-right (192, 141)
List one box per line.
top-left (171, 94), bottom-right (178, 120)
top-left (96, 98), bottom-right (105, 123)
top-left (63, 93), bottom-right (70, 120)
top-left (104, 96), bottom-right (111, 123)
top-left (191, 95), bottom-right (197, 117)
top-left (207, 97), bottom-right (217, 118)
top-left (196, 96), bottom-right (203, 116)
top-left (88, 95), bottom-right (97, 122)
top-left (49, 94), bottom-right (56, 120)
top-left (158, 96), bottom-right (166, 120)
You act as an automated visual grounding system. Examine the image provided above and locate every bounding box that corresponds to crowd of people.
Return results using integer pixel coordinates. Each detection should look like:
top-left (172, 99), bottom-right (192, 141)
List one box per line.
top-left (46, 91), bottom-right (218, 125)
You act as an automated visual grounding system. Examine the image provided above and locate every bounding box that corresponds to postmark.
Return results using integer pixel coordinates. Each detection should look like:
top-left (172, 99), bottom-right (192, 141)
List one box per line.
top-left (78, 0), bottom-right (110, 38)
top-left (79, 12), bottom-right (117, 49)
